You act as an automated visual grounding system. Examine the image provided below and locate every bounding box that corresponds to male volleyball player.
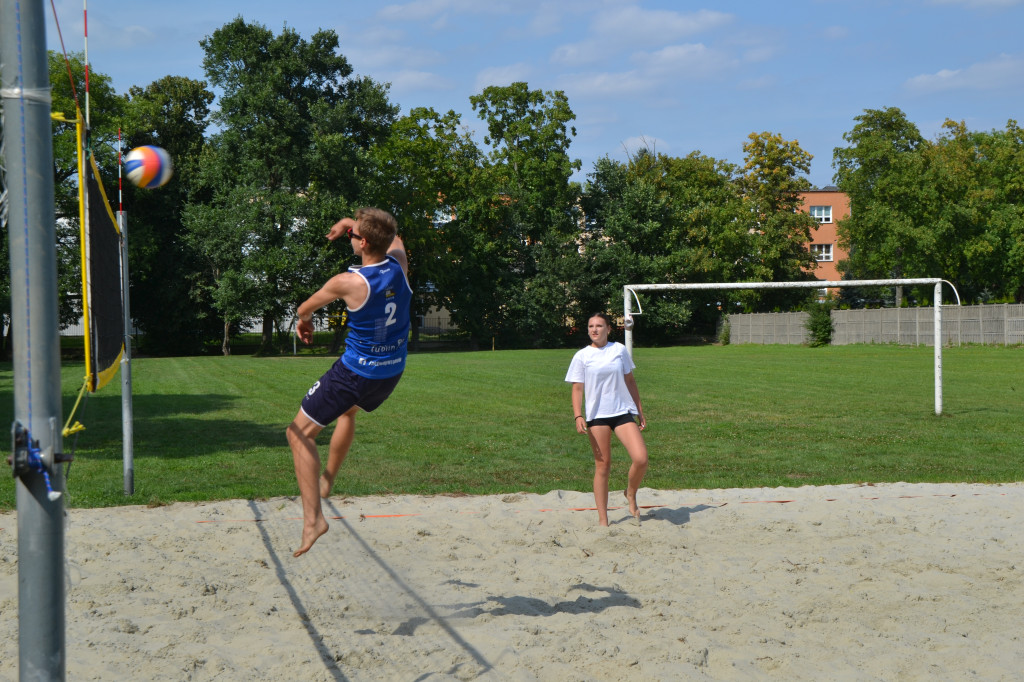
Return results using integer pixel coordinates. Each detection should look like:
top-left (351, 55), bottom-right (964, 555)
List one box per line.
top-left (286, 207), bottom-right (412, 557)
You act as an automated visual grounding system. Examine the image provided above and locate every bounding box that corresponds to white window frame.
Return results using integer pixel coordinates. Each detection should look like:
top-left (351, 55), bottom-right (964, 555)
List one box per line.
top-left (809, 205), bottom-right (832, 223)
top-left (810, 243), bottom-right (833, 262)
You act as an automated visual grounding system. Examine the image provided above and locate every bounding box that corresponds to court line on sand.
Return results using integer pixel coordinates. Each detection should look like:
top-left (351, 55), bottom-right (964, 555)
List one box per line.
top-left (195, 490), bottom-right (1009, 523)
top-left (195, 504), bottom-right (671, 523)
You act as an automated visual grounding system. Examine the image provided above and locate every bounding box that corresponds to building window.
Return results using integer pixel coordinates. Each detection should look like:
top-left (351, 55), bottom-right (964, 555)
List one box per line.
top-left (809, 205), bottom-right (832, 223)
top-left (811, 244), bottom-right (833, 262)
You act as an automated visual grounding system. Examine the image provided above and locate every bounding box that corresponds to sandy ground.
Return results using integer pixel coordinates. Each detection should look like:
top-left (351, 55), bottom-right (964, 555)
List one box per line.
top-left (2, 482), bottom-right (1023, 681)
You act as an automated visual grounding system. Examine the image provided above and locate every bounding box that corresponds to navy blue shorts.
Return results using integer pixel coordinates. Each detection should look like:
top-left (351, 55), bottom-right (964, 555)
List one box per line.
top-left (300, 358), bottom-right (403, 427)
top-left (586, 413), bottom-right (636, 429)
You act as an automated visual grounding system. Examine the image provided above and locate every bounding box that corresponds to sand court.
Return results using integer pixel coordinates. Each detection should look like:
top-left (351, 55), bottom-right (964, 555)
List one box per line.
top-left (2, 482), bottom-right (1022, 680)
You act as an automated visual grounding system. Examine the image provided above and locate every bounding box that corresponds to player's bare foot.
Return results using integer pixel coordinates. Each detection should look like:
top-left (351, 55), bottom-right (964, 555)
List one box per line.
top-left (624, 490), bottom-right (640, 521)
top-left (319, 473), bottom-right (334, 499)
top-left (294, 517), bottom-right (329, 557)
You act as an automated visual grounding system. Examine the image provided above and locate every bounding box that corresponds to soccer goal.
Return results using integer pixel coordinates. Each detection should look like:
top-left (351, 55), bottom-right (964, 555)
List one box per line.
top-left (623, 278), bottom-right (960, 416)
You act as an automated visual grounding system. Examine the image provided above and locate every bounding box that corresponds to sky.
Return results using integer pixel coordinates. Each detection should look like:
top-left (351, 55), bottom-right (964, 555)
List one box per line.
top-left (43, 0), bottom-right (1024, 188)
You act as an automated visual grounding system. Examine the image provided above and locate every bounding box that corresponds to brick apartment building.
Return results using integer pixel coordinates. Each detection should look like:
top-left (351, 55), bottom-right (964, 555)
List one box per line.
top-left (798, 186), bottom-right (850, 296)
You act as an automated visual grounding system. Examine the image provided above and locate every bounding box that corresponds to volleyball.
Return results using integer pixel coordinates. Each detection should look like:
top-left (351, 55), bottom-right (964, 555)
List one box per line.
top-left (124, 145), bottom-right (173, 189)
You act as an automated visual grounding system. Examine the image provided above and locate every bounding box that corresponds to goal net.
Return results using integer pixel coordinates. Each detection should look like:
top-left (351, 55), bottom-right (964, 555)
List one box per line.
top-left (623, 278), bottom-right (957, 415)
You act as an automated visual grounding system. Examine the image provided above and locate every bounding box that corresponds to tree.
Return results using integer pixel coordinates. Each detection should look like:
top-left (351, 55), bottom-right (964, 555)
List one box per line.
top-left (833, 107), bottom-right (935, 298)
top-left (977, 120), bottom-right (1024, 302)
top-left (362, 107), bottom-right (481, 348)
top-left (834, 109), bottom-right (1024, 303)
top-left (649, 150), bottom-right (752, 327)
top-left (577, 153), bottom-right (682, 342)
top-left (735, 132), bottom-right (819, 310)
top-left (579, 149), bottom-right (748, 342)
top-left (121, 76), bottom-right (218, 354)
top-left (443, 82), bottom-right (581, 348)
top-left (923, 120), bottom-right (1024, 302)
top-left (187, 18), bottom-right (397, 354)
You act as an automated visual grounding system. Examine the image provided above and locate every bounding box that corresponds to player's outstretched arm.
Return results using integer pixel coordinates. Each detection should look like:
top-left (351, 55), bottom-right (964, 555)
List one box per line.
top-left (326, 217), bottom-right (356, 242)
top-left (294, 273), bottom-right (361, 344)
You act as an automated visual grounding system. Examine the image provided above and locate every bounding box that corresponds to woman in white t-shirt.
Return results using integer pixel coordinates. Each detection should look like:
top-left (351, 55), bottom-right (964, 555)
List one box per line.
top-left (565, 313), bottom-right (649, 526)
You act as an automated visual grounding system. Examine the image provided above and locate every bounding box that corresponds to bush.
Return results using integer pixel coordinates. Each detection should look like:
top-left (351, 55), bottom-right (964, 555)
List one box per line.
top-left (718, 319), bottom-right (731, 345)
top-left (805, 299), bottom-right (835, 347)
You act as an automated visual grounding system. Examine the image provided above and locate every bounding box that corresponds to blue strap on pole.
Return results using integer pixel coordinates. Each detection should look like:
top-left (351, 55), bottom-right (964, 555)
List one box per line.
top-left (10, 422), bottom-right (63, 501)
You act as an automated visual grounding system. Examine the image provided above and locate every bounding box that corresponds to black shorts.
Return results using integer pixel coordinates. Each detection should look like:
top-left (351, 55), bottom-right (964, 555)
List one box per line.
top-left (586, 413), bottom-right (636, 429)
top-left (300, 358), bottom-right (403, 427)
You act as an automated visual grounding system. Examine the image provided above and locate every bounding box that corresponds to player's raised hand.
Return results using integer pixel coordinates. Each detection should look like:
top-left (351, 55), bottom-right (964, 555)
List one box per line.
top-left (326, 217), bottom-right (357, 242)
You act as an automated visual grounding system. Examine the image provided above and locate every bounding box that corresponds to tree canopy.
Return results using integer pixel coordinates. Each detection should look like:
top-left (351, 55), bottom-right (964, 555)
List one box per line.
top-left (833, 107), bottom-right (1024, 303)
top-left (186, 17), bottom-right (397, 353)
top-left (21, 21), bottom-right (1023, 362)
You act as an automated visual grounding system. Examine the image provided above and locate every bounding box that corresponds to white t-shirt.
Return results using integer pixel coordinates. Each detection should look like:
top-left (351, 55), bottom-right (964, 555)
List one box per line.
top-left (564, 341), bottom-right (637, 421)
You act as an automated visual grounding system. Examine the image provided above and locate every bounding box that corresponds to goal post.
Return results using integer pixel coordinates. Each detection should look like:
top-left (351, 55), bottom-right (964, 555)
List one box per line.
top-left (623, 278), bottom-right (951, 415)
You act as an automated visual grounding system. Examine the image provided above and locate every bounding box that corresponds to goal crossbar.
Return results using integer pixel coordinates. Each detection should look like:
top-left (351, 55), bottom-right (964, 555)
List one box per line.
top-left (623, 278), bottom-right (949, 415)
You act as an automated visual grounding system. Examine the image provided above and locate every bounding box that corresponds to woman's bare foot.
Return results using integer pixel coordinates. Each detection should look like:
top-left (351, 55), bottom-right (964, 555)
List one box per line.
top-left (319, 473), bottom-right (334, 499)
top-left (624, 490), bottom-right (640, 522)
top-left (294, 517), bottom-right (329, 557)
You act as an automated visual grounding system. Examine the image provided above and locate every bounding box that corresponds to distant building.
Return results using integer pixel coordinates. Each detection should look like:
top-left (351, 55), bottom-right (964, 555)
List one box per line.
top-left (798, 186), bottom-right (850, 298)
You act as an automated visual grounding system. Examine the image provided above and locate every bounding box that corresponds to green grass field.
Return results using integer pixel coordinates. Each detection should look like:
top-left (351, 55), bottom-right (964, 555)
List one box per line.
top-left (1, 344), bottom-right (1021, 510)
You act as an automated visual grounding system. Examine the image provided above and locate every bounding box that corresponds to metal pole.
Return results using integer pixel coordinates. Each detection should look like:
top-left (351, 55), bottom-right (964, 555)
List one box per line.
top-left (118, 211), bottom-right (134, 495)
top-left (2, 0), bottom-right (67, 678)
top-left (624, 287), bottom-right (633, 358)
top-left (934, 282), bottom-right (943, 416)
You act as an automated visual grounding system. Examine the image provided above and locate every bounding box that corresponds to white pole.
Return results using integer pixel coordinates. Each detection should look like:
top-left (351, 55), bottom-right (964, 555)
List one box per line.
top-left (624, 287), bottom-right (633, 358)
top-left (934, 282), bottom-right (943, 416)
top-left (118, 211), bottom-right (135, 494)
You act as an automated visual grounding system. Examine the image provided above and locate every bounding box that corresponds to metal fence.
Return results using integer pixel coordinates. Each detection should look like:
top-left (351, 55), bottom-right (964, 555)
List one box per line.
top-left (726, 303), bottom-right (1024, 346)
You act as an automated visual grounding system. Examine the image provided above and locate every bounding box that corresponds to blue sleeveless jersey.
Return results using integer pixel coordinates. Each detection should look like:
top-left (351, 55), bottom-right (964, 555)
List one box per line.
top-left (341, 255), bottom-right (413, 379)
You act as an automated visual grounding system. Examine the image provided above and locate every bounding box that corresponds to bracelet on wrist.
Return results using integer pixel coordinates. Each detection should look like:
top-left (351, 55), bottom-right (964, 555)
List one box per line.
top-left (574, 415), bottom-right (583, 420)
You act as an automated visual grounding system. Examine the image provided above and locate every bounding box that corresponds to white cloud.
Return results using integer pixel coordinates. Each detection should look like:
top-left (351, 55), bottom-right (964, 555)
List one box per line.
top-left (928, 0), bottom-right (1022, 7)
top-left (377, 0), bottom-right (510, 22)
top-left (634, 43), bottom-right (735, 78)
top-left (552, 7), bottom-right (734, 69)
top-left (620, 134), bottom-right (668, 158)
top-left (117, 25), bottom-right (158, 49)
top-left (345, 42), bottom-right (444, 72)
top-left (473, 63), bottom-right (533, 92)
top-left (561, 70), bottom-right (654, 98)
top-left (528, 2), bottom-right (565, 37)
top-left (550, 42), bottom-right (607, 68)
top-left (590, 7), bottom-right (733, 45)
top-left (905, 53), bottom-right (1024, 93)
top-left (385, 70), bottom-right (456, 92)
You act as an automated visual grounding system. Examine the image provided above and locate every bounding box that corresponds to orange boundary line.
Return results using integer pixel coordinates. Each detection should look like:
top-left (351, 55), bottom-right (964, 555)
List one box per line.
top-left (194, 504), bottom-right (668, 523)
top-left (193, 492), bottom-right (1009, 523)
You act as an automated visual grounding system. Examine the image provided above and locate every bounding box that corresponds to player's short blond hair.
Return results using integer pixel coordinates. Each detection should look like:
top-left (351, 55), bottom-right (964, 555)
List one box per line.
top-left (354, 207), bottom-right (398, 255)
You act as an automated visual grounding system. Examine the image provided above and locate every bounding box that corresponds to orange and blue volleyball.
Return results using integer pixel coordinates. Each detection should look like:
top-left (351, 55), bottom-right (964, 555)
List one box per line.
top-left (124, 146), bottom-right (173, 189)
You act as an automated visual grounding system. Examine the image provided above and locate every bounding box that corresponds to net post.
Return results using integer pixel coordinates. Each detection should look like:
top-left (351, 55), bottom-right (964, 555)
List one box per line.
top-left (118, 210), bottom-right (135, 494)
top-left (934, 282), bottom-right (943, 416)
top-left (624, 287), bottom-right (633, 358)
top-left (3, 0), bottom-right (68, 675)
